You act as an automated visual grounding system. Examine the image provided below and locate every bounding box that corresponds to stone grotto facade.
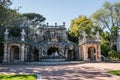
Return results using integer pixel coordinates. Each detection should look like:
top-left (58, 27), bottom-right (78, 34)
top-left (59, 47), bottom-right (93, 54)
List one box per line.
top-left (3, 22), bottom-right (101, 63)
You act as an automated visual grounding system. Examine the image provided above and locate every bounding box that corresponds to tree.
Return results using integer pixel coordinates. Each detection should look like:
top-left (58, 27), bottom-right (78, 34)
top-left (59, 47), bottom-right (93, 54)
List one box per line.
top-left (69, 16), bottom-right (97, 43)
top-left (0, 0), bottom-right (12, 26)
top-left (91, 1), bottom-right (120, 48)
top-left (0, 0), bottom-right (12, 8)
top-left (0, 0), bottom-right (12, 62)
top-left (22, 13), bottom-right (46, 28)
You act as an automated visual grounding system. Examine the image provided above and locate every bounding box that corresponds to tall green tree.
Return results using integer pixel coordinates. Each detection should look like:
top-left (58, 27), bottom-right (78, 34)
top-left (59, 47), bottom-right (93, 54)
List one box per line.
top-left (22, 13), bottom-right (46, 28)
top-left (69, 16), bottom-right (97, 43)
top-left (0, 0), bottom-right (12, 7)
top-left (0, 0), bottom-right (12, 62)
top-left (0, 0), bottom-right (12, 26)
top-left (91, 1), bottom-right (120, 48)
top-left (69, 16), bottom-right (92, 37)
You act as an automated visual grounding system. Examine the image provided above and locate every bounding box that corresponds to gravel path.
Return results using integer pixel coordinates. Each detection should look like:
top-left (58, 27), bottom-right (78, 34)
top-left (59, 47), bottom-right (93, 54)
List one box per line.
top-left (0, 63), bottom-right (120, 80)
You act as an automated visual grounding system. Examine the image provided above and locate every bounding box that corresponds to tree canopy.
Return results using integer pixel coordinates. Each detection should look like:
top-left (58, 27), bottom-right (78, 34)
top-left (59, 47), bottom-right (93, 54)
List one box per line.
top-left (69, 16), bottom-right (93, 38)
top-left (22, 13), bottom-right (46, 27)
top-left (91, 1), bottom-right (120, 48)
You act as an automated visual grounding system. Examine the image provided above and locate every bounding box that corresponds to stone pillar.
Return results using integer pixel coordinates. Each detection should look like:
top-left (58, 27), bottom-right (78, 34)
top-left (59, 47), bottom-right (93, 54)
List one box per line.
top-left (98, 45), bottom-right (101, 61)
top-left (65, 50), bottom-right (68, 60)
top-left (7, 46), bottom-right (11, 62)
top-left (94, 46), bottom-right (97, 61)
top-left (79, 46), bottom-right (82, 60)
top-left (3, 44), bottom-right (8, 62)
top-left (21, 44), bottom-right (25, 62)
top-left (83, 45), bottom-right (87, 61)
top-left (24, 46), bottom-right (28, 62)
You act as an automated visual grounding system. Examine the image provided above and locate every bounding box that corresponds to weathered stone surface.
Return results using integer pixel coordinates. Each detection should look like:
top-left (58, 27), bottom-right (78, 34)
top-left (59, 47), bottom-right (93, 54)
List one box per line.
top-left (3, 23), bottom-right (76, 63)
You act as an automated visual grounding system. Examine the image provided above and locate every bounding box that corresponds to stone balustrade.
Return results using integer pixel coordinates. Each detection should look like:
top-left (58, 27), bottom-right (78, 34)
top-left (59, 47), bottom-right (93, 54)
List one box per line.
top-left (7, 37), bottom-right (23, 42)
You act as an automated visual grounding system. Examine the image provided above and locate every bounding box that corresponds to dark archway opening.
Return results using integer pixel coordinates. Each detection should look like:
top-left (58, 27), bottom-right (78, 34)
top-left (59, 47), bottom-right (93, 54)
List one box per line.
top-left (33, 49), bottom-right (39, 61)
top-left (47, 47), bottom-right (59, 56)
top-left (67, 50), bottom-right (73, 60)
top-left (11, 46), bottom-right (19, 61)
top-left (88, 47), bottom-right (96, 61)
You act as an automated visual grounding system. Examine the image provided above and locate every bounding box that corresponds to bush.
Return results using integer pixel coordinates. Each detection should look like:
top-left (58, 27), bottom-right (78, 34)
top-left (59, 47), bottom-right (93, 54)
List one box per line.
top-left (101, 43), bottom-right (111, 57)
top-left (108, 50), bottom-right (120, 60)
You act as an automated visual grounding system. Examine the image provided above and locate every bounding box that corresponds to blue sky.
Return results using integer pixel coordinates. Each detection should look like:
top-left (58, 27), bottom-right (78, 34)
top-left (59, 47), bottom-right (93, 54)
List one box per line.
top-left (11, 0), bottom-right (120, 28)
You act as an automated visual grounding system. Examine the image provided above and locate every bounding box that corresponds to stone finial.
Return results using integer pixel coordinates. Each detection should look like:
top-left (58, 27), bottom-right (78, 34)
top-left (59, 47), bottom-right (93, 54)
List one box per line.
top-left (4, 29), bottom-right (9, 40)
top-left (21, 29), bottom-right (26, 41)
top-left (96, 31), bottom-right (100, 41)
top-left (55, 22), bottom-right (57, 26)
top-left (82, 31), bottom-right (87, 42)
top-left (47, 22), bottom-right (49, 26)
top-left (63, 22), bottom-right (65, 26)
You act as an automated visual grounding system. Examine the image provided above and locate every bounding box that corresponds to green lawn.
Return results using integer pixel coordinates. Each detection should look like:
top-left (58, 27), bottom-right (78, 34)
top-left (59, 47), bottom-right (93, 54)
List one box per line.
top-left (107, 70), bottom-right (120, 76)
top-left (0, 74), bottom-right (37, 80)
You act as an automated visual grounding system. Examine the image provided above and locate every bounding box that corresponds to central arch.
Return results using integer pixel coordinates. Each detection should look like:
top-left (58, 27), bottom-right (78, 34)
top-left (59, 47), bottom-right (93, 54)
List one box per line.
top-left (47, 47), bottom-right (59, 56)
top-left (33, 49), bottom-right (39, 61)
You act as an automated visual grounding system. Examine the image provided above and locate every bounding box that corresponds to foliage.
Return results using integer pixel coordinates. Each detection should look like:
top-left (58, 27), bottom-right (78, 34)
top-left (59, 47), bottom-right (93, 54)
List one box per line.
top-left (0, 74), bottom-right (37, 80)
top-left (91, 1), bottom-right (120, 48)
top-left (108, 70), bottom-right (120, 76)
top-left (108, 50), bottom-right (120, 60)
top-left (69, 15), bottom-right (102, 43)
top-left (67, 31), bottom-right (78, 43)
top-left (101, 42), bottom-right (111, 57)
top-left (0, 0), bottom-right (12, 8)
top-left (22, 13), bottom-right (46, 28)
top-left (69, 16), bottom-right (93, 38)
top-left (101, 31), bottom-right (111, 57)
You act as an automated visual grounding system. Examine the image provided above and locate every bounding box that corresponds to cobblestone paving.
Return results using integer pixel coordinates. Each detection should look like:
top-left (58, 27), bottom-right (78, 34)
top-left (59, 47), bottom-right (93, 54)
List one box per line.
top-left (0, 63), bottom-right (120, 80)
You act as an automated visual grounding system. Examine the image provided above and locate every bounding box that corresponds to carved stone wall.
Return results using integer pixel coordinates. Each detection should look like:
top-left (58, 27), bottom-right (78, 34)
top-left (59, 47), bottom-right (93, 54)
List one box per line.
top-left (79, 31), bottom-right (101, 61)
top-left (3, 23), bottom-right (76, 63)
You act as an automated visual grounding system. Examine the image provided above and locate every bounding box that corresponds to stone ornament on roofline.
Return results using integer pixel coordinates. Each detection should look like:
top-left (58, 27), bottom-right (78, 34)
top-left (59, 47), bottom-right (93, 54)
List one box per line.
top-left (82, 31), bottom-right (87, 42)
top-left (4, 28), bottom-right (9, 40)
top-left (21, 29), bottom-right (26, 41)
top-left (96, 31), bottom-right (100, 41)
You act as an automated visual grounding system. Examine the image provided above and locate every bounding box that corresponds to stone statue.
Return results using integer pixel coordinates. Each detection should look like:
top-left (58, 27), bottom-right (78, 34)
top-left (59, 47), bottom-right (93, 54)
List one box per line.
top-left (55, 51), bottom-right (58, 56)
top-left (21, 29), bottom-right (26, 41)
top-left (96, 31), bottom-right (100, 41)
top-left (4, 29), bottom-right (9, 40)
top-left (82, 31), bottom-right (87, 42)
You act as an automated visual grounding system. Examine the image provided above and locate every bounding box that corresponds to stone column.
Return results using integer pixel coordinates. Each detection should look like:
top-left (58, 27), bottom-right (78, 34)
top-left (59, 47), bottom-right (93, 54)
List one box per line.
top-left (65, 50), bottom-right (68, 60)
top-left (21, 44), bottom-right (25, 62)
top-left (3, 44), bottom-right (8, 62)
top-left (7, 46), bottom-right (11, 62)
top-left (83, 45), bottom-right (87, 61)
top-left (24, 46), bottom-right (28, 62)
top-left (98, 45), bottom-right (101, 61)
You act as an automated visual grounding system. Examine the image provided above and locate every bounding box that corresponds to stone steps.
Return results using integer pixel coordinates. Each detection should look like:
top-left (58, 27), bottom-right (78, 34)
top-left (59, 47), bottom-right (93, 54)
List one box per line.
top-left (41, 58), bottom-right (66, 62)
top-left (25, 61), bottom-right (84, 65)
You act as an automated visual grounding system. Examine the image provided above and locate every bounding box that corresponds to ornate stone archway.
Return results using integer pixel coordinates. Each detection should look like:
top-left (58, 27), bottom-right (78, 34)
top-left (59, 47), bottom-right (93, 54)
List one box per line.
top-left (79, 42), bottom-right (101, 61)
top-left (79, 31), bottom-right (101, 61)
top-left (3, 43), bottom-right (27, 63)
